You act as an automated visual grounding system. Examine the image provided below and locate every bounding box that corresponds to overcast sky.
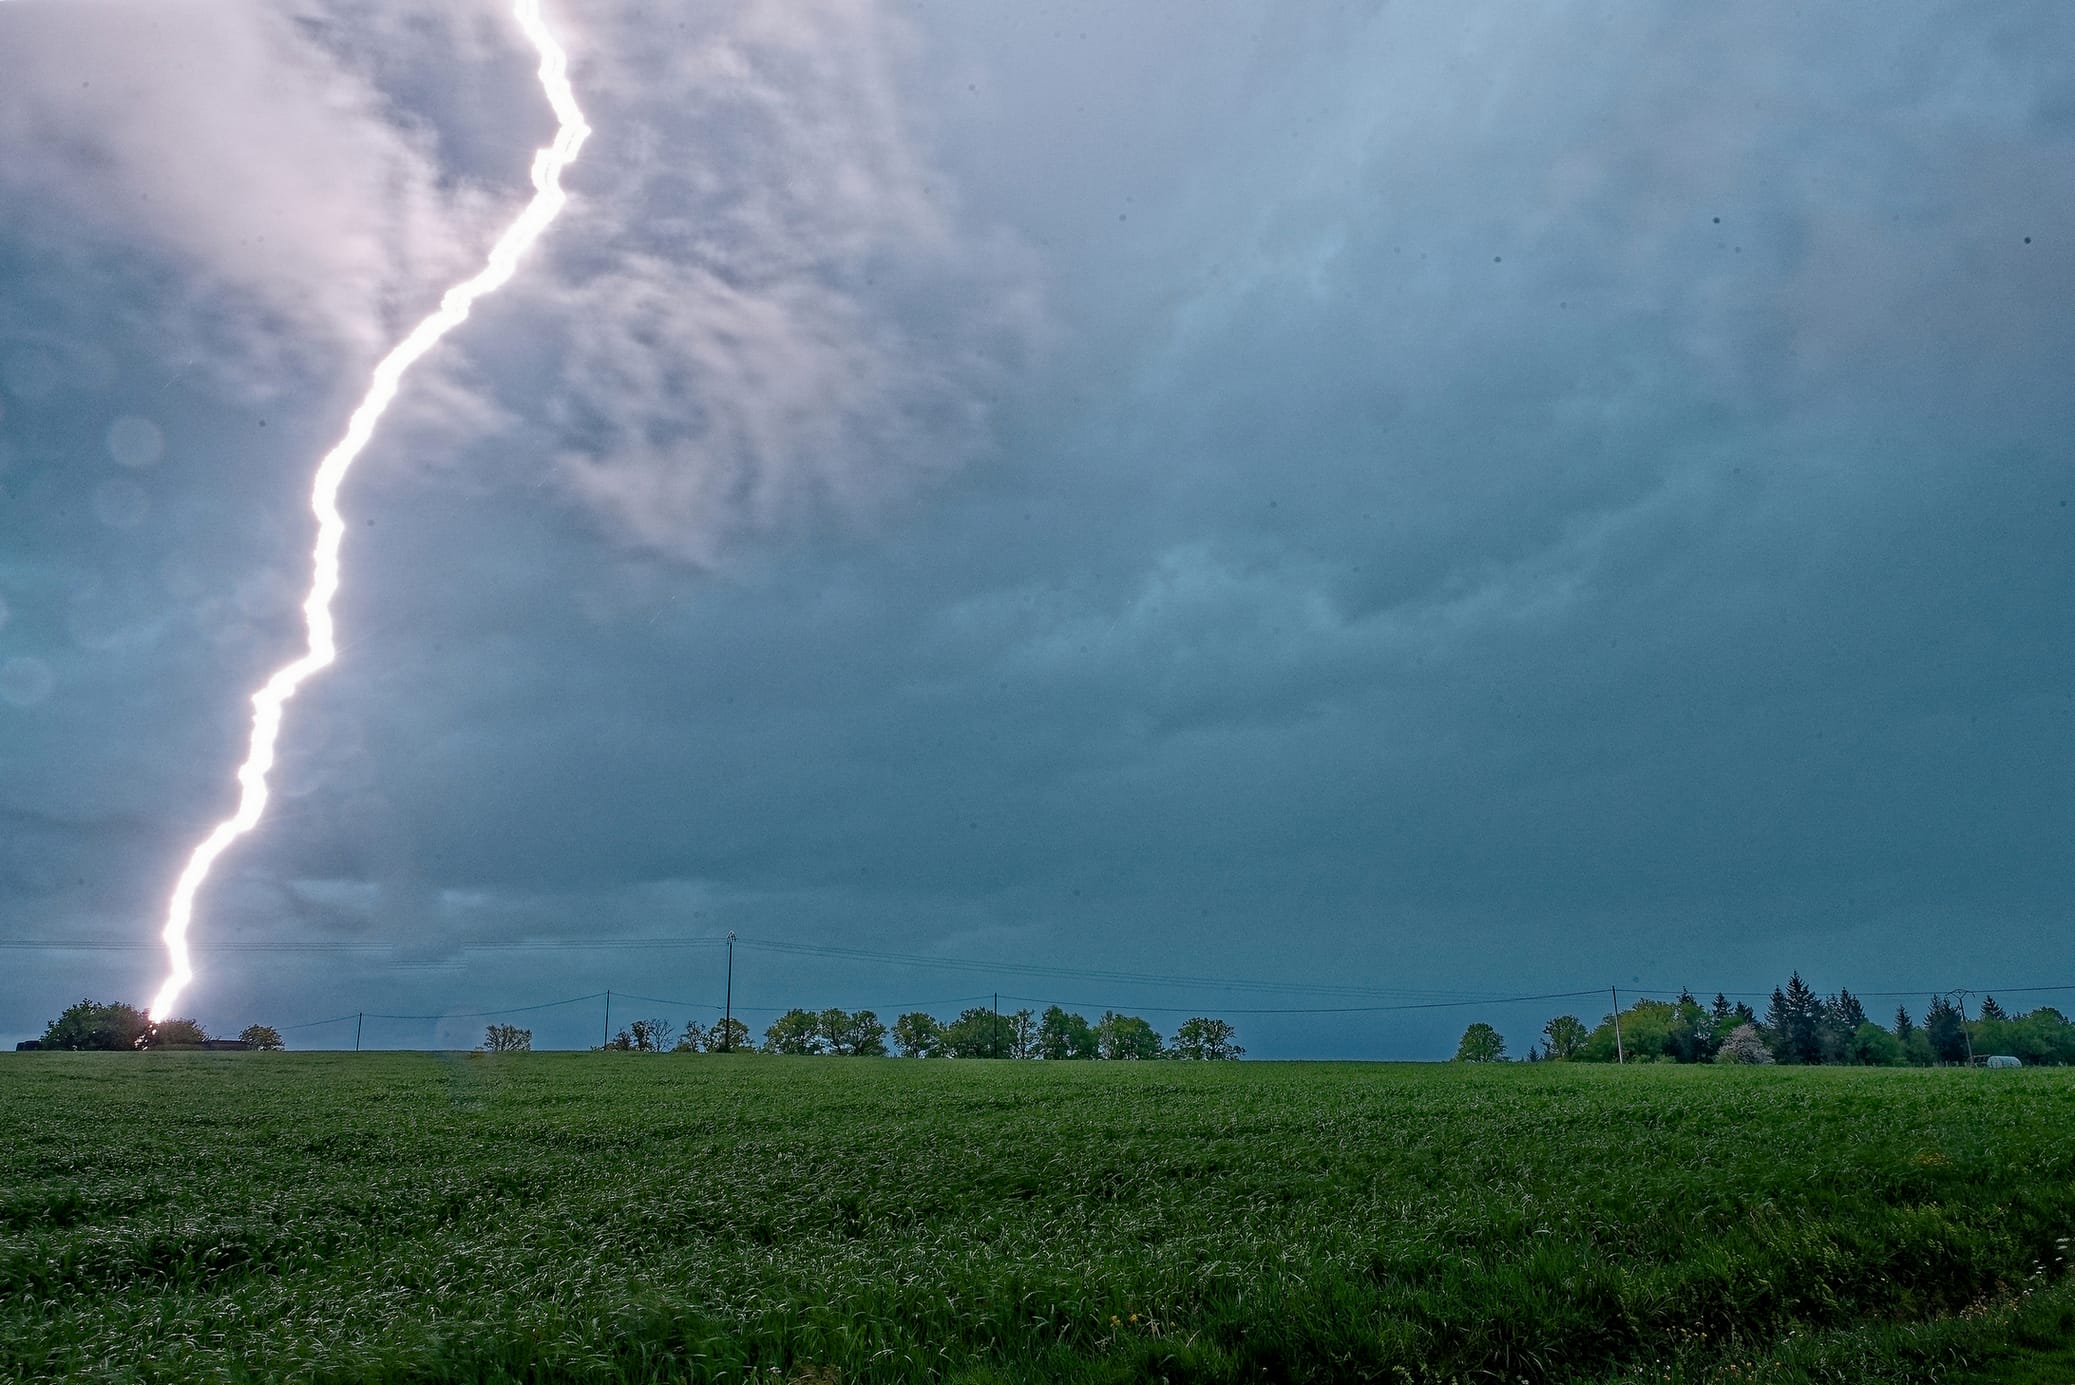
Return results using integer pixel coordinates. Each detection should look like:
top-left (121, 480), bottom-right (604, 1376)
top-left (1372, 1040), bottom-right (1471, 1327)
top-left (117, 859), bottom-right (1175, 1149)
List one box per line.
top-left (2, 0), bottom-right (2071, 1057)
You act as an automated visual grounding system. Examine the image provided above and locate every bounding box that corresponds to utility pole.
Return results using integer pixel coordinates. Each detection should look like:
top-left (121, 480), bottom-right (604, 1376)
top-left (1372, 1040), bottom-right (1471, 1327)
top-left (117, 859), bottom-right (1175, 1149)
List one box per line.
top-left (1953, 990), bottom-right (1976, 1066)
top-left (722, 931), bottom-right (736, 1052)
top-left (354, 1012), bottom-right (363, 1053)
top-left (602, 990), bottom-right (612, 1049)
top-left (1611, 986), bottom-right (1625, 1065)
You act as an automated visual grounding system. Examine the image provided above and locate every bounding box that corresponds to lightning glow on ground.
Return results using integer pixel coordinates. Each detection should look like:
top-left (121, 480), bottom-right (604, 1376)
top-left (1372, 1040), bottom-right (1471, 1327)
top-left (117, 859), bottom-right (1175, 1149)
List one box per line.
top-left (147, 0), bottom-right (590, 1020)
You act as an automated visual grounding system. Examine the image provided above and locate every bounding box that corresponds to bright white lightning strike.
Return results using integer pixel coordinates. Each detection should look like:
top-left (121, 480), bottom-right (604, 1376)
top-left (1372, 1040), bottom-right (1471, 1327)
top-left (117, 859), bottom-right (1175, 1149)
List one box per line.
top-left (147, 0), bottom-right (590, 1020)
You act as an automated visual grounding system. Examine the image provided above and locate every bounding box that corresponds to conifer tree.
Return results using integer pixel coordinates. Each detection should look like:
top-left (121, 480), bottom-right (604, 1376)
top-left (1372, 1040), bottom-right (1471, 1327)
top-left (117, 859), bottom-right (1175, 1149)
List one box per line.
top-left (1924, 995), bottom-right (1970, 1064)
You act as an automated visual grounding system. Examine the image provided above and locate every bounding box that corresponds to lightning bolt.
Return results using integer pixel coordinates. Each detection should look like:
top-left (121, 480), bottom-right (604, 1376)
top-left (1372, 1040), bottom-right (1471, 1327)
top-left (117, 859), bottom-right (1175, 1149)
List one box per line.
top-left (148, 0), bottom-right (590, 1020)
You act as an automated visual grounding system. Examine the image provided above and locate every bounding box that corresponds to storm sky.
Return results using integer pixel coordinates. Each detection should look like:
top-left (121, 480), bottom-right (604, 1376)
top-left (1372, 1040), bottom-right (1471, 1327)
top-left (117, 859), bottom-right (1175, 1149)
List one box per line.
top-left (2, 0), bottom-right (2071, 1056)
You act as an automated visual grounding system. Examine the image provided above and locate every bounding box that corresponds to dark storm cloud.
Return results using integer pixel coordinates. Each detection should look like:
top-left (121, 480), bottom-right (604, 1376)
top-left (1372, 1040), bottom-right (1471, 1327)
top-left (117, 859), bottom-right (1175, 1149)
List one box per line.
top-left (2, 1), bottom-right (2072, 1055)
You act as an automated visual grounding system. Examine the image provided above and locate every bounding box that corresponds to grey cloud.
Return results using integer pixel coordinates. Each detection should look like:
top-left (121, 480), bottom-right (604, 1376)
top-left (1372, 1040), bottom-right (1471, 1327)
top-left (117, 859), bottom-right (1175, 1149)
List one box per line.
top-left (0, 0), bottom-right (505, 392)
top-left (535, 0), bottom-right (1045, 565)
top-left (4, 2), bottom-right (2073, 1056)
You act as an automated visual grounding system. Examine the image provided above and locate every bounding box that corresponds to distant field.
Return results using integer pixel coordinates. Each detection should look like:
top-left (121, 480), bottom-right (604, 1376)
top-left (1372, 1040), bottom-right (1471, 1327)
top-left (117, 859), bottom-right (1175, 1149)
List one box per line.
top-left (2, 1055), bottom-right (2072, 1384)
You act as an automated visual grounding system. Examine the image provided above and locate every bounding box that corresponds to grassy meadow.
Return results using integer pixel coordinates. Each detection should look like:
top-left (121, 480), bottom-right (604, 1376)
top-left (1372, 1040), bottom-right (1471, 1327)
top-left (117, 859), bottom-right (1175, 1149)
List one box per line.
top-left (2, 1053), bottom-right (2072, 1384)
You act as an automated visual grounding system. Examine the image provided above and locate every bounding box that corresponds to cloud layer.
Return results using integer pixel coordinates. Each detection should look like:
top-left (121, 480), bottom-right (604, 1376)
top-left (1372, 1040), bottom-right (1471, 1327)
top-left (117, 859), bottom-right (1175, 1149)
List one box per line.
top-left (1, 1), bottom-right (2071, 1055)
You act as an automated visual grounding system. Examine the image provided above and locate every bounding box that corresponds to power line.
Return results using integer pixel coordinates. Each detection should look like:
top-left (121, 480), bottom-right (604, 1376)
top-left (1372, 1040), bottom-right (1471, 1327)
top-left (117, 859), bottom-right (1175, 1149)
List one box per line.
top-left (277, 1011), bottom-right (360, 1032)
top-left (995, 987), bottom-right (1611, 1017)
top-left (735, 937), bottom-right (1514, 1001)
top-left (363, 992), bottom-right (606, 1022)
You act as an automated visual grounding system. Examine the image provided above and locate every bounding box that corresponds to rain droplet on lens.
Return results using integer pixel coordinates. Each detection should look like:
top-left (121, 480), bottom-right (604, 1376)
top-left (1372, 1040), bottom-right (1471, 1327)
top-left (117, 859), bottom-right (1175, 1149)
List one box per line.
top-left (107, 416), bottom-right (164, 469)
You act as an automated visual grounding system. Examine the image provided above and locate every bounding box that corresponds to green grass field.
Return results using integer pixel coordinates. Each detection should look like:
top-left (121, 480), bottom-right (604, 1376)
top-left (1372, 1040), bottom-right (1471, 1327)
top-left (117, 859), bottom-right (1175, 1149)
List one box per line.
top-left (3, 1054), bottom-right (2072, 1384)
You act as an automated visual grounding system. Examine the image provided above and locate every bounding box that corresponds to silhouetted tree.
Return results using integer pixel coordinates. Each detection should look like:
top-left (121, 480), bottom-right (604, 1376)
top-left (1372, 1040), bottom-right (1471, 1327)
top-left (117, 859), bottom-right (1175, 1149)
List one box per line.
top-left (483, 1024), bottom-right (531, 1053)
top-left (142, 1018), bottom-right (208, 1049)
top-left (239, 1024), bottom-right (285, 1051)
top-left (707, 1018), bottom-right (750, 1053)
top-left (1978, 995), bottom-right (2008, 1023)
top-left (40, 1000), bottom-right (153, 1051)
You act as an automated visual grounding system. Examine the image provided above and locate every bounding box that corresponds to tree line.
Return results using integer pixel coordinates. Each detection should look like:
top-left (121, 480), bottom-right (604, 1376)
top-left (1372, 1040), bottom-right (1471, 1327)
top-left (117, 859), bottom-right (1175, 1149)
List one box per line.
top-left (575, 1005), bottom-right (1245, 1060)
top-left (26, 999), bottom-right (282, 1052)
top-left (20, 997), bottom-right (1243, 1060)
top-left (1454, 973), bottom-right (2073, 1066)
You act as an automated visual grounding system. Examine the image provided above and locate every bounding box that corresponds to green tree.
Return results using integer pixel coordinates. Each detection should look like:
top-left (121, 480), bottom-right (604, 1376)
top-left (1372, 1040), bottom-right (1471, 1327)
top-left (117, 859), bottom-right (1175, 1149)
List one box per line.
top-left (1541, 1015), bottom-right (1588, 1060)
top-left (672, 1021), bottom-right (708, 1053)
top-left (239, 1024), bottom-right (285, 1051)
top-left (2024, 1008), bottom-right (2075, 1064)
top-left (942, 1007), bottom-right (1016, 1058)
top-left (1848, 1021), bottom-right (1903, 1066)
top-left (1903, 1027), bottom-right (1936, 1066)
top-left (707, 1017), bottom-right (750, 1053)
top-left (1037, 1006), bottom-right (1098, 1060)
top-left (763, 1008), bottom-right (824, 1055)
top-left (1767, 973), bottom-right (1826, 1064)
top-left (41, 999), bottom-right (152, 1051)
top-left (891, 1012), bottom-right (943, 1057)
top-left (1581, 999), bottom-right (1676, 1062)
top-left (1008, 1009), bottom-right (1038, 1059)
top-left (849, 1010), bottom-right (889, 1057)
top-left (1454, 1023), bottom-right (1506, 1062)
top-left (1924, 995), bottom-right (1970, 1064)
top-left (819, 1008), bottom-right (887, 1057)
top-left (1892, 1004), bottom-right (1916, 1045)
top-left (815, 1008), bottom-right (849, 1053)
top-left (1169, 1017), bottom-right (1244, 1060)
top-left (1666, 991), bottom-right (1717, 1063)
top-left (1977, 995), bottom-right (2008, 1023)
top-left (1095, 1011), bottom-right (1163, 1060)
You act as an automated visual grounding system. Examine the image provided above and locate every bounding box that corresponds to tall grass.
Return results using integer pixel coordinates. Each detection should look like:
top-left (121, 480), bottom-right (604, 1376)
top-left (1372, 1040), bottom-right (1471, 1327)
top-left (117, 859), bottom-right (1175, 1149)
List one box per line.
top-left (2, 1054), bottom-right (2069, 1382)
